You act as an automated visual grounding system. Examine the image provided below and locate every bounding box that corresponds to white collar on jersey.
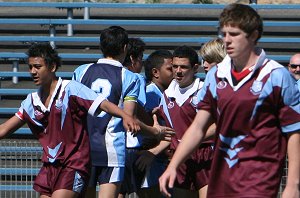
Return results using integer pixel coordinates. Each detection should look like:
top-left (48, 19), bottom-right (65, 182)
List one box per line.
top-left (97, 58), bottom-right (123, 68)
top-left (165, 78), bottom-right (203, 106)
top-left (217, 48), bottom-right (271, 91)
top-left (32, 77), bottom-right (63, 112)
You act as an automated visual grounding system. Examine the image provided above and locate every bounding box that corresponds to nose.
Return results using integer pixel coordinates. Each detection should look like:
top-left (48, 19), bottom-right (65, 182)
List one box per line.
top-left (175, 66), bottom-right (182, 74)
top-left (29, 67), bottom-right (36, 74)
top-left (223, 34), bottom-right (230, 43)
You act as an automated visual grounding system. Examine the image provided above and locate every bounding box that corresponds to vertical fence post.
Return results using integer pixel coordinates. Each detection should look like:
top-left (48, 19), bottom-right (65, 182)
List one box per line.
top-left (67, 8), bottom-right (74, 36)
top-left (84, 0), bottom-right (90, 20)
top-left (12, 60), bottom-right (19, 84)
top-left (49, 25), bottom-right (56, 49)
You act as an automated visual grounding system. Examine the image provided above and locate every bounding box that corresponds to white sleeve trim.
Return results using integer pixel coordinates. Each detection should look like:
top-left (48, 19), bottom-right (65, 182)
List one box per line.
top-left (88, 95), bottom-right (107, 116)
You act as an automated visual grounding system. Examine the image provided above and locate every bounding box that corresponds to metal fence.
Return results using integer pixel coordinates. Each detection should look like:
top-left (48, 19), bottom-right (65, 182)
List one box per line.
top-left (0, 139), bottom-right (41, 198)
top-left (0, 139), bottom-right (287, 198)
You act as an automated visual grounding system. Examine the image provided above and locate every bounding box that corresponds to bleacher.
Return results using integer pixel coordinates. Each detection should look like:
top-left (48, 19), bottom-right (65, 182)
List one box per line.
top-left (0, 1), bottom-right (297, 197)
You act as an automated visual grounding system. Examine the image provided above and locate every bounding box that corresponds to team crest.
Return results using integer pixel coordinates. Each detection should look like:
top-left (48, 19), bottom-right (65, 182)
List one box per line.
top-left (167, 101), bottom-right (174, 109)
top-left (190, 96), bottom-right (198, 107)
top-left (34, 109), bottom-right (43, 116)
top-left (250, 80), bottom-right (263, 95)
top-left (55, 99), bottom-right (63, 109)
top-left (217, 80), bottom-right (227, 89)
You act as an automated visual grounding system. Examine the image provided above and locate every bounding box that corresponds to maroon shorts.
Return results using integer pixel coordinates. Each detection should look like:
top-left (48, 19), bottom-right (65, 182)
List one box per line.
top-left (175, 144), bottom-right (214, 191)
top-left (33, 163), bottom-right (89, 197)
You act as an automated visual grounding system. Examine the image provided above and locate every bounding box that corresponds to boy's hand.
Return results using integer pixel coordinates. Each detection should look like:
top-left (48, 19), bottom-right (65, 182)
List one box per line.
top-left (122, 114), bottom-right (140, 135)
top-left (153, 114), bottom-right (175, 142)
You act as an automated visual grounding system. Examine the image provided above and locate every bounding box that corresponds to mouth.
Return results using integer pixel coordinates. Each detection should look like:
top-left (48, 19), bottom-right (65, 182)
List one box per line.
top-left (175, 76), bottom-right (183, 81)
top-left (31, 76), bottom-right (39, 82)
top-left (226, 47), bottom-right (233, 54)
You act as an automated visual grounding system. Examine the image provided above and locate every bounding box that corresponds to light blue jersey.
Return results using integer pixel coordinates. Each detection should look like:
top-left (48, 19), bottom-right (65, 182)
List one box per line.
top-left (126, 73), bottom-right (147, 148)
top-left (144, 82), bottom-right (163, 113)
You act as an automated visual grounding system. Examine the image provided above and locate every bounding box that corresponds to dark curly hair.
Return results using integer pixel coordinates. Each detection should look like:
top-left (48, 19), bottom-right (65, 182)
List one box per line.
top-left (26, 42), bottom-right (61, 71)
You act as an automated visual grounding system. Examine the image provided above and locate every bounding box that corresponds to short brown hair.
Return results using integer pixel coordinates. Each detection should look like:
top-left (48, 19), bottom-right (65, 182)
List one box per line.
top-left (219, 3), bottom-right (263, 43)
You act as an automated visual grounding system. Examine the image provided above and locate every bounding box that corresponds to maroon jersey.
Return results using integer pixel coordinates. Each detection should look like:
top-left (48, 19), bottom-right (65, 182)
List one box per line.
top-left (159, 78), bottom-right (214, 190)
top-left (16, 78), bottom-right (105, 176)
top-left (198, 50), bottom-right (300, 197)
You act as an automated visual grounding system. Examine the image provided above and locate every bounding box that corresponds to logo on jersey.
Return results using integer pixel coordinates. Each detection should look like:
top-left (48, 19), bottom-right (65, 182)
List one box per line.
top-left (219, 134), bottom-right (247, 168)
top-left (34, 105), bottom-right (44, 117)
top-left (217, 80), bottom-right (227, 89)
top-left (34, 109), bottom-right (43, 117)
top-left (190, 96), bottom-right (198, 107)
top-left (250, 80), bottom-right (263, 95)
top-left (167, 101), bottom-right (174, 109)
top-left (55, 99), bottom-right (63, 110)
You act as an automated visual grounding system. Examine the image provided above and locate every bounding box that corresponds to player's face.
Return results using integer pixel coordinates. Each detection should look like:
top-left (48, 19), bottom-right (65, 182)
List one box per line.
top-left (157, 58), bottom-right (173, 90)
top-left (202, 59), bottom-right (217, 73)
top-left (221, 25), bottom-right (255, 60)
top-left (172, 57), bottom-right (197, 88)
top-left (28, 57), bottom-right (54, 86)
top-left (132, 53), bottom-right (143, 73)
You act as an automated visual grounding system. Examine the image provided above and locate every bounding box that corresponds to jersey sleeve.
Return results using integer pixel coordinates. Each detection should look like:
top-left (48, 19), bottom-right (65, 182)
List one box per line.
top-left (122, 68), bottom-right (140, 103)
top-left (272, 68), bottom-right (300, 133)
top-left (196, 67), bottom-right (218, 113)
top-left (15, 94), bottom-right (32, 121)
top-left (136, 74), bottom-right (147, 107)
top-left (72, 63), bottom-right (93, 82)
top-left (68, 80), bottom-right (106, 116)
top-left (15, 102), bottom-right (25, 120)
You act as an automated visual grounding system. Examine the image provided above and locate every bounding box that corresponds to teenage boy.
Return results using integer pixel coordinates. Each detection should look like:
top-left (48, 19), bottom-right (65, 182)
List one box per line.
top-left (0, 42), bottom-right (139, 198)
top-left (158, 46), bottom-right (214, 198)
top-left (160, 4), bottom-right (300, 198)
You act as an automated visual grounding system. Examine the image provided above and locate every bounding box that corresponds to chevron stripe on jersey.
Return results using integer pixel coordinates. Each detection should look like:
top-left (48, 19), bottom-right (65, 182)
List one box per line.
top-left (198, 49), bottom-right (300, 198)
top-left (16, 78), bottom-right (105, 176)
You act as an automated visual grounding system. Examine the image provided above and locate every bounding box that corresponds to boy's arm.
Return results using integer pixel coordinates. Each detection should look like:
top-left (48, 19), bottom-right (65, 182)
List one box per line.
top-left (98, 100), bottom-right (140, 133)
top-left (135, 140), bottom-right (170, 172)
top-left (0, 116), bottom-right (25, 139)
top-left (282, 131), bottom-right (300, 198)
top-left (138, 114), bottom-right (175, 141)
top-left (159, 109), bottom-right (213, 197)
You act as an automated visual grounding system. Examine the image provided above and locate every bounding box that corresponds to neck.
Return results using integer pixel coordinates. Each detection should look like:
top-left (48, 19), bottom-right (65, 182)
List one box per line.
top-left (232, 48), bottom-right (259, 72)
top-left (40, 77), bottom-right (58, 101)
top-left (152, 79), bottom-right (166, 93)
top-left (106, 55), bottom-right (124, 64)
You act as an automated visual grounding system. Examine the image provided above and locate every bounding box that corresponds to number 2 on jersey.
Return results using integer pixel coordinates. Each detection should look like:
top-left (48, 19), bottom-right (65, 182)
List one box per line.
top-left (91, 79), bottom-right (112, 117)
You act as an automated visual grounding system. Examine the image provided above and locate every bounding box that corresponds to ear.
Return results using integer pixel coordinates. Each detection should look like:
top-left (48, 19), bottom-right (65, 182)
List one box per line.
top-left (152, 68), bottom-right (159, 78)
top-left (193, 64), bottom-right (199, 73)
top-left (51, 64), bottom-right (57, 72)
top-left (123, 44), bottom-right (128, 54)
top-left (130, 55), bottom-right (135, 65)
top-left (250, 30), bottom-right (259, 43)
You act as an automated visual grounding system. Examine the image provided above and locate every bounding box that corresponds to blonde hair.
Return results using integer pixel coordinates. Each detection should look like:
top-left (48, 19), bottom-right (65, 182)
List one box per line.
top-left (200, 38), bottom-right (226, 64)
